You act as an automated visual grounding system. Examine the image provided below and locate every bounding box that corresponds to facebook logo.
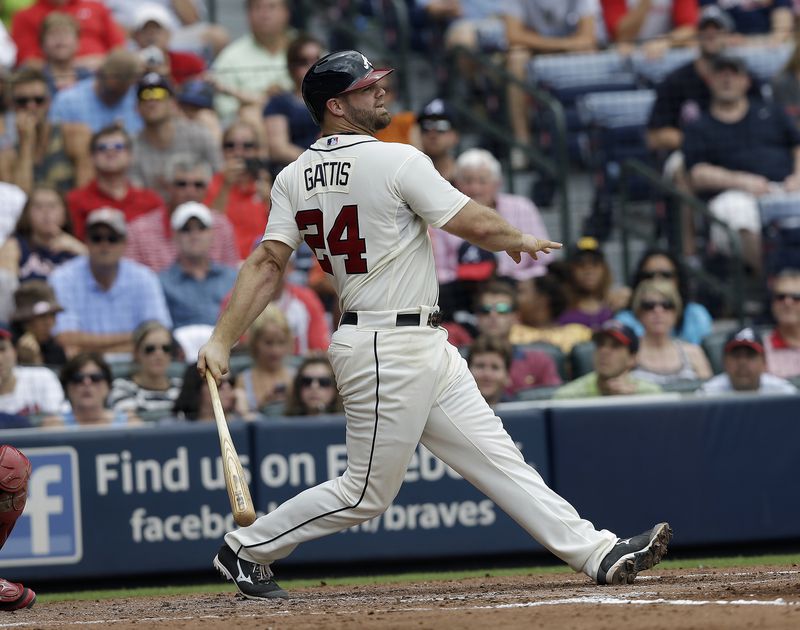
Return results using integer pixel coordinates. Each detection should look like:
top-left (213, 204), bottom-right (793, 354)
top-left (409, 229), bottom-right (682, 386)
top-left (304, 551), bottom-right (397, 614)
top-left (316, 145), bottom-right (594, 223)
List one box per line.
top-left (0, 447), bottom-right (83, 567)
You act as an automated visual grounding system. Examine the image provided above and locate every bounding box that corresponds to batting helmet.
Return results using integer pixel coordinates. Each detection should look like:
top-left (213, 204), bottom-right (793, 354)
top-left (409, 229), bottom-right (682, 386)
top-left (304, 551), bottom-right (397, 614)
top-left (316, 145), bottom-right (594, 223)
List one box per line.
top-left (301, 50), bottom-right (394, 125)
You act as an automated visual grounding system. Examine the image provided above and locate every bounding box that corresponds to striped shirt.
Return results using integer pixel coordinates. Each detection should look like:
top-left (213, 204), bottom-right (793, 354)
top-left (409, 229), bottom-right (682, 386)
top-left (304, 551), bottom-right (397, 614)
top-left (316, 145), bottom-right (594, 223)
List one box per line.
top-left (50, 256), bottom-right (172, 335)
top-left (108, 376), bottom-right (183, 418)
top-left (764, 328), bottom-right (800, 379)
top-left (125, 209), bottom-right (240, 273)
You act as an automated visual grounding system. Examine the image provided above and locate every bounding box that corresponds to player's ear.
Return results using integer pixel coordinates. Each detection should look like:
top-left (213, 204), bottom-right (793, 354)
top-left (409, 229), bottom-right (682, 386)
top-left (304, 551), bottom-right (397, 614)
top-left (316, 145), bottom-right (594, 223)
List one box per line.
top-left (327, 96), bottom-right (345, 119)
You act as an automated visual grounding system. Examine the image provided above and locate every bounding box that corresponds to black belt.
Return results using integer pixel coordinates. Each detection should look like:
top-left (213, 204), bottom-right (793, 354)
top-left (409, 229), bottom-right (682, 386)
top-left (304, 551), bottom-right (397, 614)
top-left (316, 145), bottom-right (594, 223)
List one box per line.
top-left (340, 311), bottom-right (441, 328)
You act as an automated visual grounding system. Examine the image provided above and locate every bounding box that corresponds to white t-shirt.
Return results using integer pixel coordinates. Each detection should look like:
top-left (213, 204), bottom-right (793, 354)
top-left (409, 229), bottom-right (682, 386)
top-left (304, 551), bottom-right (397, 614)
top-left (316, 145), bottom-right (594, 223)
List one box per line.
top-left (265, 134), bottom-right (470, 312)
top-left (699, 373), bottom-right (798, 395)
top-left (503, 0), bottom-right (600, 37)
top-left (0, 366), bottom-right (65, 416)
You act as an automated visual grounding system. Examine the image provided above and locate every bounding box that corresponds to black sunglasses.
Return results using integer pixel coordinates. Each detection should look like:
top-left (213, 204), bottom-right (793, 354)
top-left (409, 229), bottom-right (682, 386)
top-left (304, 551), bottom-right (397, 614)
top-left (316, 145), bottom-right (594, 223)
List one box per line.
top-left (69, 372), bottom-right (106, 385)
top-left (143, 343), bottom-right (172, 355)
top-left (640, 300), bottom-right (676, 312)
top-left (773, 292), bottom-right (800, 302)
top-left (94, 141), bottom-right (128, 153)
top-left (88, 232), bottom-right (122, 244)
top-left (300, 375), bottom-right (334, 388)
top-left (641, 270), bottom-right (676, 280)
top-left (14, 95), bottom-right (47, 107)
top-left (223, 141), bottom-right (256, 150)
top-left (173, 179), bottom-right (207, 189)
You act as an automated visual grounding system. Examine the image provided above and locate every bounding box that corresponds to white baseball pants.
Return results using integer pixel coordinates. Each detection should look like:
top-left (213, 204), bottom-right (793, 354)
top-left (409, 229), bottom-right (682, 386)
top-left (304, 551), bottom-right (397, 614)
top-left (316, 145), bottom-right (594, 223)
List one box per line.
top-left (226, 313), bottom-right (617, 579)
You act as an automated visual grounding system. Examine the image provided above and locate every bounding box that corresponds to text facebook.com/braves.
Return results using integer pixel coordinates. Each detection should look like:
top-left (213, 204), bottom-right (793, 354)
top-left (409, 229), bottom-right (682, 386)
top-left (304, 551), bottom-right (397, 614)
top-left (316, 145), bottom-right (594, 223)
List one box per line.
top-left (5, 443), bottom-right (537, 560)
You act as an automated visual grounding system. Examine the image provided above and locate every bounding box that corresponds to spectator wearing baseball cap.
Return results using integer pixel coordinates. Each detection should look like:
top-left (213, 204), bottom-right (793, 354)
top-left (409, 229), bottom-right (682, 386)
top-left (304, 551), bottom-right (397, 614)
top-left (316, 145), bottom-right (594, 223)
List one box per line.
top-left (699, 327), bottom-right (797, 394)
top-left (49, 207), bottom-right (172, 356)
top-left (130, 72), bottom-right (222, 201)
top-left (553, 320), bottom-right (663, 399)
top-left (557, 236), bottom-right (616, 331)
top-left (130, 4), bottom-right (207, 87)
top-left (700, 0), bottom-right (793, 40)
top-left (0, 321), bottom-right (65, 422)
top-left (158, 202), bottom-right (238, 329)
top-left (417, 98), bottom-right (459, 183)
top-left (10, 280), bottom-right (67, 366)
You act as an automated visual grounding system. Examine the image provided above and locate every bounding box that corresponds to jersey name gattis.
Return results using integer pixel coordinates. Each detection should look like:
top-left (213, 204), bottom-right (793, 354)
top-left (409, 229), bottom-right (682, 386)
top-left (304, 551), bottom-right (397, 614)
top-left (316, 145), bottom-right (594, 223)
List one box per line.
top-left (303, 160), bottom-right (353, 200)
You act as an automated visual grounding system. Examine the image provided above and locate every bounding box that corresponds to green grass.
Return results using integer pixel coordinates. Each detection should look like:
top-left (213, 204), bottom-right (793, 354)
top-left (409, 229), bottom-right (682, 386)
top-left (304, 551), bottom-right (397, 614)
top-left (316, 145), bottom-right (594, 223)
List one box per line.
top-left (35, 552), bottom-right (800, 604)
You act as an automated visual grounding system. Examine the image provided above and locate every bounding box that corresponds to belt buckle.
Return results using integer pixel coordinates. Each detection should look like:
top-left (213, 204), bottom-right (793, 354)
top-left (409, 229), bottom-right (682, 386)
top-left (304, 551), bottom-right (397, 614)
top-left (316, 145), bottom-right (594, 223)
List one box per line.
top-left (427, 311), bottom-right (442, 328)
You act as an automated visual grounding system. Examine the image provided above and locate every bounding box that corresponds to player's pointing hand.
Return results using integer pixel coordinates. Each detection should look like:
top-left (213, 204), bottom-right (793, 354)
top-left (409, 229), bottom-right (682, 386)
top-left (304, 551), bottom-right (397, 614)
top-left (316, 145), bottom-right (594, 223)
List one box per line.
top-left (506, 234), bottom-right (563, 263)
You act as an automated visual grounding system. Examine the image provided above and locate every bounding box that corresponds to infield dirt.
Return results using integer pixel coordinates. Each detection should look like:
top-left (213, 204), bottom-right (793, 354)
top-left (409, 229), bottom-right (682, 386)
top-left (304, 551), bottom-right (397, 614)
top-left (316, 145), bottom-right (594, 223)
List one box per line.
top-left (4, 565), bottom-right (799, 629)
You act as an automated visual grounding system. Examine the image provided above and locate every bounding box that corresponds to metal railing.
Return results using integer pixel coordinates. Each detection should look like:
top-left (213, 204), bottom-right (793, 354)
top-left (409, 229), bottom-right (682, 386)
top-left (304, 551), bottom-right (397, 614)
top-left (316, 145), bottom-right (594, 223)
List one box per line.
top-left (620, 159), bottom-right (745, 323)
top-left (445, 45), bottom-right (572, 242)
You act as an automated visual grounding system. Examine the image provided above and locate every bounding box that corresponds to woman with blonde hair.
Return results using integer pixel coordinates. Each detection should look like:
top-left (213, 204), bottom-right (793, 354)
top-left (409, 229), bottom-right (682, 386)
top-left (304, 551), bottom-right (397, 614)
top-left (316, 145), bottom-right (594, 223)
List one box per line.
top-left (629, 279), bottom-right (712, 387)
top-left (234, 305), bottom-right (295, 417)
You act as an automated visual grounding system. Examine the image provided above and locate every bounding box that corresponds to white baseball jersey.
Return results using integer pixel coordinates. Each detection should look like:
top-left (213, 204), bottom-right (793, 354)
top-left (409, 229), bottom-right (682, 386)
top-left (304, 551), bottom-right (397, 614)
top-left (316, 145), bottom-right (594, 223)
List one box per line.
top-left (263, 134), bottom-right (469, 312)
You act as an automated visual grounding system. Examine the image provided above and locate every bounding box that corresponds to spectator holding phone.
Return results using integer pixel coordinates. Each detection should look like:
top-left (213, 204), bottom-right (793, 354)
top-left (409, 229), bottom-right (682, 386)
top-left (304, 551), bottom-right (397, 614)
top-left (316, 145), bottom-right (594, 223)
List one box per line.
top-left (205, 120), bottom-right (271, 259)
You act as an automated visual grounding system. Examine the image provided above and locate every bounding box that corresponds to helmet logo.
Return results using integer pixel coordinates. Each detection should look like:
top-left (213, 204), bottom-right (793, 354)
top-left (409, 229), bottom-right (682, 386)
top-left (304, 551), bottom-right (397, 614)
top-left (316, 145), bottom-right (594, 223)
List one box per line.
top-left (360, 53), bottom-right (371, 70)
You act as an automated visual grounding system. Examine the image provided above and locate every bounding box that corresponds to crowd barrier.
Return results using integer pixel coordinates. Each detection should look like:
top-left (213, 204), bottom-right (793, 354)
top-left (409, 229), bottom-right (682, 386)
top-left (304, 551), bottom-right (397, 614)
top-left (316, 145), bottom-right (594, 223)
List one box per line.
top-left (1, 394), bottom-right (797, 581)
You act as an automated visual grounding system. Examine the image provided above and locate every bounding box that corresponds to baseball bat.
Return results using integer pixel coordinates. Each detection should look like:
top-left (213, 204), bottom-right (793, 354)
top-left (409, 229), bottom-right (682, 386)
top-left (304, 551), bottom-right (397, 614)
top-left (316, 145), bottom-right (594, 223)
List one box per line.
top-left (206, 371), bottom-right (256, 527)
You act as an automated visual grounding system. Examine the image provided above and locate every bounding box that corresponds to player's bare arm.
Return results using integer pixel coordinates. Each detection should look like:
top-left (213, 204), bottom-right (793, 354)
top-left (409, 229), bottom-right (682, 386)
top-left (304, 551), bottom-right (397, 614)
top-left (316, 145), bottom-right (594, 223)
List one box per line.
top-left (441, 199), bottom-right (562, 261)
top-left (198, 239), bottom-right (294, 382)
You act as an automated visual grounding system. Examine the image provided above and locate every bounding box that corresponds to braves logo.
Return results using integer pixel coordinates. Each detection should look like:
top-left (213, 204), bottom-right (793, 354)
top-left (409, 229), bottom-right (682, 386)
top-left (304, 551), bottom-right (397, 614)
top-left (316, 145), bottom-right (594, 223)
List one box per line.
top-left (360, 53), bottom-right (370, 70)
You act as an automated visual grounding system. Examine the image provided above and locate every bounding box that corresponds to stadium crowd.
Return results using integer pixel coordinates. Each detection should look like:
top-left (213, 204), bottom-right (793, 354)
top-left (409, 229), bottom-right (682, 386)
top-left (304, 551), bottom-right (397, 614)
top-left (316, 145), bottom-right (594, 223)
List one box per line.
top-left (1, 0), bottom-right (800, 432)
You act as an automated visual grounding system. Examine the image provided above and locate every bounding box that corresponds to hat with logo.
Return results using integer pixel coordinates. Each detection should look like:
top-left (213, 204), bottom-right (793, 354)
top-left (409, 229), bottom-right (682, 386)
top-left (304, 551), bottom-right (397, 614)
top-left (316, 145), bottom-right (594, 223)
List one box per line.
top-left (698, 5), bottom-right (735, 32)
top-left (569, 235), bottom-right (605, 262)
top-left (86, 207), bottom-right (127, 236)
top-left (171, 202), bottom-right (213, 231)
top-left (137, 72), bottom-right (174, 98)
top-left (12, 280), bottom-right (63, 322)
top-left (417, 98), bottom-right (456, 131)
top-left (593, 320), bottom-right (639, 353)
top-left (724, 327), bottom-right (764, 355)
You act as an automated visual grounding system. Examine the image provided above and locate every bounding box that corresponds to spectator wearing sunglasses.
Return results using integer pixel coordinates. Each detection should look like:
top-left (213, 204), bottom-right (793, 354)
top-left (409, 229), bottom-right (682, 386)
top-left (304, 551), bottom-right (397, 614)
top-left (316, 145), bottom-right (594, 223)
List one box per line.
top-left (629, 279), bottom-right (712, 387)
top-left (66, 123), bottom-right (166, 241)
top-left (125, 153), bottom-right (239, 272)
top-left (4, 66), bottom-right (92, 195)
top-left (284, 356), bottom-right (343, 417)
top-left (158, 202), bottom-right (238, 328)
top-left (108, 321), bottom-right (182, 420)
top-left (54, 352), bottom-right (138, 427)
top-left (763, 268), bottom-right (800, 379)
top-left (475, 281), bottom-right (561, 394)
top-left (205, 120), bottom-right (270, 259)
top-left (49, 208), bottom-right (172, 357)
top-left (614, 248), bottom-right (713, 345)
top-left (130, 73), bottom-right (222, 201)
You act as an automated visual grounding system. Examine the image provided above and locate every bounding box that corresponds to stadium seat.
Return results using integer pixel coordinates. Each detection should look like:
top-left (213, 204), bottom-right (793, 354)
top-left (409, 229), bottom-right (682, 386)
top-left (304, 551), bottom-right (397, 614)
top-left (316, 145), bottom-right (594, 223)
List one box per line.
top-left (228, 353), bottom-right (253, 377)
top-left (728, 43), bottom-right (793, 83)
top-left (514, 385), bottom-right (559, 402)
top-left (759, 193), bottom-right (800, 275)
top-left (515, 342), bottom-right (568, 382)
top-left (701, 330), bottom-right (730, 375)
top-left (631, 47), bottom-right (696, 86)
top-left (569, 341), bottom-right (596, 379)
top-left (660, 379), bottom-right (704, 393)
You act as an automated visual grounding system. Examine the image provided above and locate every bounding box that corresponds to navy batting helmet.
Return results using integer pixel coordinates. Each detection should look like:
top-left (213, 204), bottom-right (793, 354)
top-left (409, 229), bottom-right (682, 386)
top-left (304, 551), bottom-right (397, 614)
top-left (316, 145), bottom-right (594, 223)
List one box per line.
top-left (301, 50), bottom-right (394, 125)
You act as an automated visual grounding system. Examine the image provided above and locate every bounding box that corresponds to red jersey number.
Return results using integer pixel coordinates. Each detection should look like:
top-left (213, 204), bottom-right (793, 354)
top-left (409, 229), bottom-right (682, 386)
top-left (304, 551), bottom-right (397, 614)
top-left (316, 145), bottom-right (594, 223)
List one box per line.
top-left (296, 205), bottom-right (368, 275)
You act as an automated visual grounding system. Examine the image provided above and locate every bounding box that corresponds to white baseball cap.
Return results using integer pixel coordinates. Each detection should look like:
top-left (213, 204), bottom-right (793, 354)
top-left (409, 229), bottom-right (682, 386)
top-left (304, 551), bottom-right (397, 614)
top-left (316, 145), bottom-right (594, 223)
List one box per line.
top-left (133, 3), bottom-right (176, 31)
top-left (86, 207), bottom-right (127, 236)
top-left (171, 202), bottom-right (213, 231)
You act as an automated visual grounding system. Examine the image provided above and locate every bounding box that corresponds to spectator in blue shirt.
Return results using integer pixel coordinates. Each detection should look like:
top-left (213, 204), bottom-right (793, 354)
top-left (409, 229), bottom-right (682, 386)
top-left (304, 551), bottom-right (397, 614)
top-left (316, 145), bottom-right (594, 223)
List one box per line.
top-left (49, 208), bottom-right (172, 356)
top-left (158, 202), bottom-right (238, 329)
top-left (49, 49), bottom-right (144, 134)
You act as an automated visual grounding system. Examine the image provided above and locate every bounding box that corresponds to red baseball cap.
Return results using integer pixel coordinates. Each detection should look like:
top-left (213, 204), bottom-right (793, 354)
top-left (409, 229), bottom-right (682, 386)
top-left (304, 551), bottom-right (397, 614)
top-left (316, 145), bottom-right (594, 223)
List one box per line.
top-left (724, 328), bottom-right (764, 355)
top-left (593, 320), bottom-right (639, 353)
top-left (0, 324), bottom-right (12, 340)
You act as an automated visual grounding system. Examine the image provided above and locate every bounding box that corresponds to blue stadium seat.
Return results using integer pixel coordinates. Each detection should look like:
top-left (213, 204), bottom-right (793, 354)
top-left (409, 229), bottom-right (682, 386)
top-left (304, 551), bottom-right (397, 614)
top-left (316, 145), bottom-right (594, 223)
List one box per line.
top-left (728, 43), bottom-right (793, 83)
top-left (569, 341), bottom-right (596, 379)
top-left (631, 47), bottom-right (696, 86)
top-left (759, 193), bottom-right (800, 275)
top-left (577, 90), bottom-right (656, 130)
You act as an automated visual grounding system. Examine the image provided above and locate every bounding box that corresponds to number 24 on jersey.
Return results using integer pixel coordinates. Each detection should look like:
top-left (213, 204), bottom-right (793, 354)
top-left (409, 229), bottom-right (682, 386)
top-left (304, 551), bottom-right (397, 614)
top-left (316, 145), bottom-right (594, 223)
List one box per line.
top-left (296, 204), bottom-right (368, 275)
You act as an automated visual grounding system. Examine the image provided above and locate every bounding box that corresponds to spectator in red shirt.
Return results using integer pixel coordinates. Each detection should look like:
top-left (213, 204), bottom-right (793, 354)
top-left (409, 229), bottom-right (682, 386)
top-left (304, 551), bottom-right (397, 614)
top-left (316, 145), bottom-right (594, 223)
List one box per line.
top-left (130, 4), bottom-right (205, 87)
top-left (11, 0), bottom-right (127, 71)
top-left (601, 0), bottom-right (698, 56)
top-left (205, 119), bottom-right (270, 259)
top-left (66, 123), bottom-right (165, 240)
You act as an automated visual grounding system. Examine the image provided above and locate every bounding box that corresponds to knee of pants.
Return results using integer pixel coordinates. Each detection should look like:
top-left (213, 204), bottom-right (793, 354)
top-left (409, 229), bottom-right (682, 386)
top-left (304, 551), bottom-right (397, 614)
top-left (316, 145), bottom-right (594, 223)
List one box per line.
top-left (708, 190), bottom-right (761, 233)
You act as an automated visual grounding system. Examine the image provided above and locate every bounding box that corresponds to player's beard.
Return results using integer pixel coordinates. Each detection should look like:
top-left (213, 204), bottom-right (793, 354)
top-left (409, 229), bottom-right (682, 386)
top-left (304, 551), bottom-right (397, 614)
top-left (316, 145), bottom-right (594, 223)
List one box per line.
top-left (343, 101), bottom-right (392, 133)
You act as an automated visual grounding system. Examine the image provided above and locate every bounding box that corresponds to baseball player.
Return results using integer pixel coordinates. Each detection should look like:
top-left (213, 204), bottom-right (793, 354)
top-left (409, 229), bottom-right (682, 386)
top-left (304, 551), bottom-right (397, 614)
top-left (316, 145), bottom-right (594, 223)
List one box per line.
top-left (199, 50), bottom-right (671, 600)
top-left (0, 445), bottom-right (36, 611)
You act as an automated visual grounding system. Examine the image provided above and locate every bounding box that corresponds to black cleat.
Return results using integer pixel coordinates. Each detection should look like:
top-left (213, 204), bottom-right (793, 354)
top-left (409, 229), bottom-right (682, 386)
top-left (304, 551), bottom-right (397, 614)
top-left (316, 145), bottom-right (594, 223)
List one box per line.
top-left (213, 544), bottom-right (289, 600)
top-left (596, 522), bottom-right (672, 585)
